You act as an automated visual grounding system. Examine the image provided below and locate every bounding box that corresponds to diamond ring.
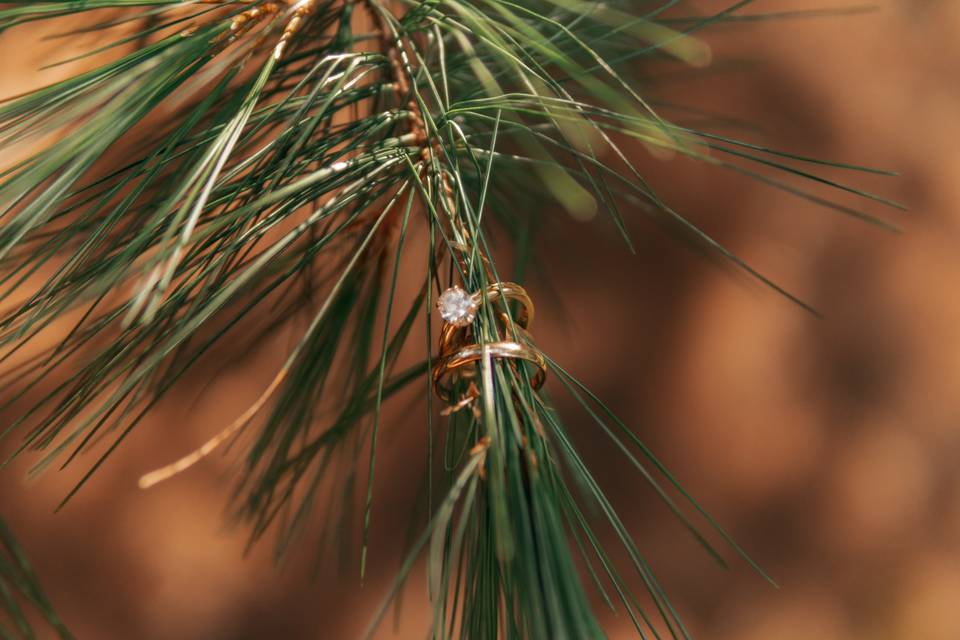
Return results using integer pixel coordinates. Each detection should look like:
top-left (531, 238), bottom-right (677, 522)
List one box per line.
top-left (436, 282), bottom-right (534, 330)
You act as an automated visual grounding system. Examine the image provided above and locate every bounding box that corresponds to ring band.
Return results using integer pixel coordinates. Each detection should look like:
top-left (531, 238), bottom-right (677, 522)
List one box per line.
top-left (479, 282), bottom-right (534, 329)
top-left (433, 341), bottom-right (546, 403)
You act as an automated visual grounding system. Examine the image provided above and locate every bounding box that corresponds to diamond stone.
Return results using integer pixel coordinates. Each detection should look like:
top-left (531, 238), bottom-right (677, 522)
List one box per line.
top-left (437, 286), bottom-right (478, 327)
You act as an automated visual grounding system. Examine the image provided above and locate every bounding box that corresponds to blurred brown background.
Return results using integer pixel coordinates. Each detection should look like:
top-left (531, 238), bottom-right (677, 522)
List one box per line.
top-left (2, 1), bottom-right (960, 638)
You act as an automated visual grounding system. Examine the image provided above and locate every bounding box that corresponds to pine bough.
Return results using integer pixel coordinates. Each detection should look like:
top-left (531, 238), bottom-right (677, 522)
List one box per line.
top-left (0, 1), bottom-right (898, 638)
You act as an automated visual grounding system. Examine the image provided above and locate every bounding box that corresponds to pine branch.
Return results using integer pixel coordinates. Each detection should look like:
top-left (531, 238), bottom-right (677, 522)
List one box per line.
top-left (0, 1), bottom-right (900, 637)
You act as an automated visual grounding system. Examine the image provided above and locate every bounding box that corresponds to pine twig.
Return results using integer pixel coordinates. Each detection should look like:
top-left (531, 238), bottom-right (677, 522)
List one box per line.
top-left (0, 1), bottom-right (902, 637)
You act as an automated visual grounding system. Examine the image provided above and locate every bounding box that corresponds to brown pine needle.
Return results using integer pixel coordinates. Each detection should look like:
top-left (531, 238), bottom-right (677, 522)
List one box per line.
top-left (138, 367), bottom-right (289, 489)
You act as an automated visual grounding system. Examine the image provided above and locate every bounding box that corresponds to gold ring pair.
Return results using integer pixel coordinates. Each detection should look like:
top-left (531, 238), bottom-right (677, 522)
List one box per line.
top-left (433, 282), bottom-right (546, 404)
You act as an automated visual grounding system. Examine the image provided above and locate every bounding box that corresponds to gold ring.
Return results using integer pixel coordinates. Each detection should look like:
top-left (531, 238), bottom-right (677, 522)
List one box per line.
top-left (433, 341), bottom-right (546, 403)
top-left (437, 282), bottom-right (535, 358)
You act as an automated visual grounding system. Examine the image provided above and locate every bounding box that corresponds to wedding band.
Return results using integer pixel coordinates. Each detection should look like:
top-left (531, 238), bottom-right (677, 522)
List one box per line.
top-left (433, 340), bottom-right (546, 403)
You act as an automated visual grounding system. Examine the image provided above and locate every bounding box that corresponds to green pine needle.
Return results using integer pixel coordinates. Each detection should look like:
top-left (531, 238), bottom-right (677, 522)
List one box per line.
top-left (0, 518), bottom-right (72, 639)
